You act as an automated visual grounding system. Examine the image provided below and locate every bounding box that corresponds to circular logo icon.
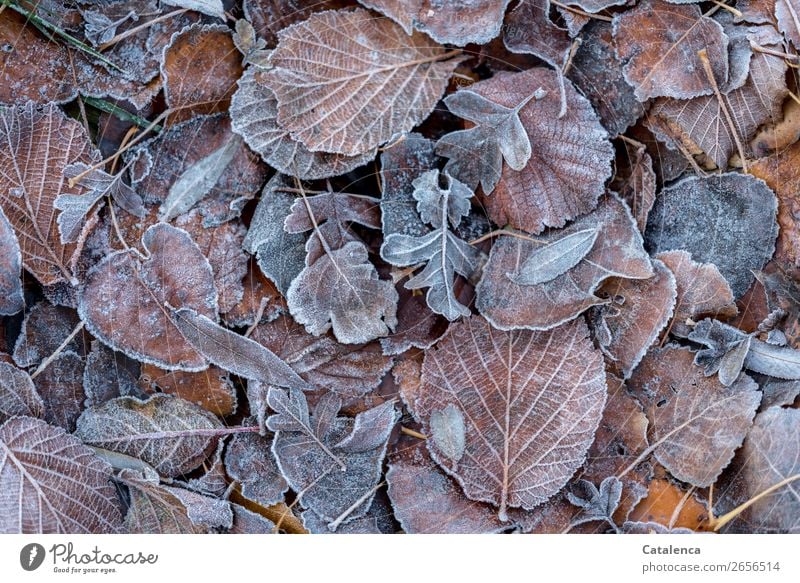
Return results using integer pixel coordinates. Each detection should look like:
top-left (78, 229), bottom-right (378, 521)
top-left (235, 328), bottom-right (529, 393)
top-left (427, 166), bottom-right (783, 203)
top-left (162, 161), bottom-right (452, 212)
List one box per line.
top-left (20, 543), bottom-right (46, 571)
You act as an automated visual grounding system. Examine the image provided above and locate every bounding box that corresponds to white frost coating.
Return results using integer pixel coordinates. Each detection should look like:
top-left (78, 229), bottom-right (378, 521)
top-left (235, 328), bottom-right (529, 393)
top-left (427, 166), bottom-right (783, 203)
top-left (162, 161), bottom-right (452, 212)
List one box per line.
top-left (429, 404), bottom-right (465, 462)
top-left (507, 228), bottom-right (599, 286)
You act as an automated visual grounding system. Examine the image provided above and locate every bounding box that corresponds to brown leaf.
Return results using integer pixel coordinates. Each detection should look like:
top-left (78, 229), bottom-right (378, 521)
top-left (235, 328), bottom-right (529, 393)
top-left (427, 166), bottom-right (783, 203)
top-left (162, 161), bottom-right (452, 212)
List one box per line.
top-left (0, 103), bottom-right (99, 286)
top-left (140, 364), bottom-right (237, 418)
top-left (266, 8), bottom-right (463, 156)
top-left (714, 407), bottom-right (800, 533)
top-left (243, 0), bottom-right (355, 46)
top-left (468, 68), bottom-right (613, 234)
top-left (361, 0), bottom-right (512, 45)
top-left (751, 96), bottom-right (800, 157)
top-left (161, 23), bottom-right (243, 124)
top-left (251, 314), bottom-right (393, 397)
top-left (613, 0), bottom-right (729, 101)
top-left (13, 302), bottom-right (87, 368)
top-left (33, 351), bottom-right (85, 432)
top-left (186, 439), bottom-right (228, 498)
top-left (83, 340), bottom-right (143, 408)
top-left (221, 259), bottom-right (286, 329)
top-left (413, 315), bottom-right (607, 519)
top-left (503, 0), bottom-right (571, 68)
top-left (776, 0), bottom-right (800, 47)
top-left (476, 194), bottom-right (653, 331)
top-left (627, 347), bottom-right (761, 487)
top-left (613, 144), bottom-right (656, 233)
top-left (627, 465), bottom-right (710, 531)
top-left (224, 431), bottom-right (288, 507)
top-left (0, 416), bottom-right (122, 533)
top-left (79, 223), bottom-right (218, 371)
top-left (657, 250), bottom-right (737, 338)
top-left (0, 362), bottom-right (44, 423)
top-left (75, 394), bottom-right (222, 478)
top-left (0, 206), bottom-right (24, 315)
top-left (230, 68), bottom-right (375, 180)
top-left (591, 259), bottom-right (677, 378)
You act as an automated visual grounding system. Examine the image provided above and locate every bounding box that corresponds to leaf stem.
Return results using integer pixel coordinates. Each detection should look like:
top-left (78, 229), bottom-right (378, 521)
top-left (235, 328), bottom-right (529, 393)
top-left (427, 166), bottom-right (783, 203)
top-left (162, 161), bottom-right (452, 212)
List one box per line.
top-left (30, 321), bottom-right (85, 380)
top-left (327, 481), bottom-right (385, 532)
top-left (99, 8), bottom-right (188, 51)
top-left (708, 473), bottom-right (800, 531)
top-left (550, 1), bottom-right (613, 22)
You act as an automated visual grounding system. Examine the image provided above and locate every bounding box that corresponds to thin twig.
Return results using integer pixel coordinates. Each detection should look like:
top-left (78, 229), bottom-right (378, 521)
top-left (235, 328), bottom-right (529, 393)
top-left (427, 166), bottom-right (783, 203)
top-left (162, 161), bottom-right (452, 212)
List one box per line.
top-left (327, 482), bottom-right (386, 532)
top-left (710, 0), bottom-right (742, 17)
top-left (99, 9), bottom-right (189, 51)
top-left (244, 298), bottom-right (270, 337)
top-left (551, 0), bottom-right (613, 22)
top-left (469, 228), bottom-right (545, 246)
top-left (30, 321), bottom-right (85, 380)
top-left (669, 486), bottom-right (696, 529)
top-left (750, 41), bottom-right (799, 61)
top-left (400, 426), bottom-right (427, 440)
top-left (562, 38), bottom-right (582, 76)
top-left (709, 474), bottom-right (800, 531)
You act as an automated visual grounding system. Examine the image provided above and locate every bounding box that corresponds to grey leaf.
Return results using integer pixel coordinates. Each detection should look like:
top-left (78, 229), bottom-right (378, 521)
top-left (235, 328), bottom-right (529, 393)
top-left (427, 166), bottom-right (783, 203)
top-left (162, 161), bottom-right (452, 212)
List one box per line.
top-left (429, 403), bottom-right (466, 462)
top-left (159, 136), bottom-right (242, 222)
top-left (0, 205), bottom-right (24, 315)
top-left (745, 339), bottom-right (800, 380)
top-left (82, 9), bottom-right (137, 47)
top-left (333, 400), bottom-right (398, 454)
top-left (507, 227), bottom-right (599, 286)
top-left (224, 430), bottom-right (288, 507)
top-left (688, 318), bottom-right (752, 385)
top-left (171, 307), bottom-right (312, 390)
top-left (566, 476), bottom-right (623, 529)
top-left (162, 0), bottom-right (225, 19)
top-left (411, 170), bottom-right (473, 229)
top-left (0, 362), bottom-right (43, 423)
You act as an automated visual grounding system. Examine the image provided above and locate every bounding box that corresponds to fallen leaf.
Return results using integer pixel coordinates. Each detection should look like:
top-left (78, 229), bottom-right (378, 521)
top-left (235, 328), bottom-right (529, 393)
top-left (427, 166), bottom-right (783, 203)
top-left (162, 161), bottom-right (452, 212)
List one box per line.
top-left (225, 431), bottom-right (289, 507)
top-left (232, 19), bottom-right (271, 68)
top-left (266, 8), bottom-right (463, 156)
top-left (13, 302), bottom-right (86, 368)
top-left (243, 0), bottom-right (355, 46)
top-left (0, 207), bottom-right (24, 315)
top-left (186, 439), bottom-right (228, 498)
top-left (140, 364), bottom-right (238, 418)
top-left (744, 338), bottom-right (800, 379)
top-left (0, 362), bottom-right (43, 423)
top-left (613, 144), bottom-right (656, 232)
top-left (33, 351), bottom-right (85, 432)
top-left (83, 341), bottom-right (143, 408)
top-left (221, 260), bottom-right (286, 329)
top-left (776, 0), bottom-right (800, 48)
top-left (644, 173), bottom-right (778, 297)
top-left (503, 0), bottom-right (572, 68)
top-left (413, 315), bottom-right (607, 519)
top-left (162, 0), bottom-right (225, 19)
top-left (566, 477), bottom-right (624, 530)
top-left (0, 416), bottom-right (122, 533)
top-left (759, 378), bottom-right (800, 410)
top-left (628, 347), bottom-right (761, 487)
top-left (507, 228), bottom-right (600, 286)
top-left (477, 194), bottom-right (653, 331)
top-left (688, 318), bottom-right (752, 385)
top-left (302, 491), bottom-right (395, 533)
top-left (74, 394), bottom-right (222, 478)
top-left (613, 0), bottom-right (729, 101)
top-left (79, 223), bottom-right (219, 371)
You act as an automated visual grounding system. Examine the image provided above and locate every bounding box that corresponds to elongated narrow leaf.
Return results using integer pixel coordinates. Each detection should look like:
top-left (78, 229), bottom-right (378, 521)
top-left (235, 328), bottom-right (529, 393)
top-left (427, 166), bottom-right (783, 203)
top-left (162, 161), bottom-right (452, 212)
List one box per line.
top-left (171, 308), bottom-right (312, 390)
top-left (745, 339), bottom-right (800, 380)
top-left (507, 228), bottom-right (599, 286)
top-left (0, 206), bottom-right (24, 315)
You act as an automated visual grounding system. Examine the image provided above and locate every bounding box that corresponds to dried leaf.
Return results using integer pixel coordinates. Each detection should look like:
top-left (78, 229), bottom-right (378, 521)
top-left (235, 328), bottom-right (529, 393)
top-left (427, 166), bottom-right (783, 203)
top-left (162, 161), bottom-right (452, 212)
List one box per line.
top-left (0, 416), bottom-right (122, 533)
top-left (714, 407), bottom-right (800, 533)
top-left (359, 0), bottom-right (511, 45)
top-left (628, 347), bottom-right (761, 487)
top-left (268, 388), bottom-right (397, 525)
top-left (622, 521), bottom-right (694, 534)
top-left (186, 439), bottom-right (228, 498)
top-left (613, 0), bottom-right (729, 101)
top-left (477, 194), bottom-right (653, 331)
top-left (83, 341), bottom-right (143, 408)
top-left (413, 315), bottom-right (607, 519)
top-left (0, 362), bottom-right (43, 423)
top-left (0, 206), bottom-right (23, 316)
top-left (436, 88), bottom-right (538, 195)
top-left (285, 188), bottom-right (381, 265)
top-left (566, 477), bottom-right (623, 529)
top-left (590, 259), bottom-right (677, 378)
top-left (644, 173), bottom-right (778, 297)
top-left (744, 339), bottom-right (800, 379)
top-left (503, 0), bottom-right (572, 68)
top-left (507, 228), bottom-right (599, 286)
top-left (140, 364), bottom-right (238, 418)
top-left (287, 241), bottom-right (399, 344)
top-left (429, 404), bottom-right (465, 463)
top-left (75, 394), bottom-right (222, 478)
top-left (759, 378), bottom-right (800, 410)
top-left (243, 0), bottom-right (355, 46)
top-left (171, 308), bottom-right (312, 390)
top-left (231, 68), bottom-right (375, 180)
top-left (776, 0), bottom-right (800, 47)
top-left (232, 19), bottom-right (271, 68)
top-left (13, 302), bottom-right (85, 368)
top-left (79, 223), bottom-right (218, 371)
top-left (266, 8), bottom-right (463, 156)
top-left (688, 318), bottom-right (752, 385)
top-left (657, 250), bottom-right (737, 338)
top-left (302, 491), bottom-right (395, 534)
top-left (613, 144), bottom-right (656, 232)
top-left (33, 351), bottom-right (85, 432)
top-left (163, 0), bottom-right (225, 19)
top-left (225, 431), bottom-right (288, 507)
top-left (463, 68), bottom-right (613, 234)
top-left (162, 23), bottom-right (243, 124)
top-left (0, 103), bottom-right (99, 286)
top-left (251, 314), bottom-right (393, 397)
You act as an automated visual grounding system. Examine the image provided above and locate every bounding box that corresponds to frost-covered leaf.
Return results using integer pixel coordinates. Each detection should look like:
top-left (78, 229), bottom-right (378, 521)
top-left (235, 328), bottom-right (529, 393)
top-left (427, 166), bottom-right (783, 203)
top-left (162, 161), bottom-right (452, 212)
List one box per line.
top-left (251, 314), bottom-right (392, 397)
top-left (644, 173), bottom-right (778, 297)
top-left (459, 68), bottom-right (613, 234)
top-left (429, 404), bottom-right (465, 463)
top-left (649, 24), bottom-right (787, 169)
top-left (82, 7), bottom-right (137, 47)
top-left (358, 0), bottom-right (511, 45)
top-left (266, 8), bottom-right (463, 156)
top-left (0, 206), bottom-right (23, 315)
top-left (379, 287), bottom-right (451, 356)
top-left (744, 339), bottom-right (800, 380)
top-left (628, 347), bottom-right (761, 487)
top-left (759, 378), bottom-right (800, 410)
top-left (507, 228), bottom-right (599, 286)
top-left (566, 477), bottom-right (623, 529)
top-left (0, 103), bottom-right (99, 286)
top-left (225, 431), bottom-right (288, 507)
top-left (302, 492), bottom-right (395, 534)
top-left (567, 21), bottom-right (647, 138)
top-left (13, 302), bottom-right (86, 368)
top-left (412, 315), bottom-right (607, 519)
top-left (268, 387), bottom-right (397, 525)
top-left (622, 521), bottom-right (694, 534)
top-left (613, 144), bottom-right (656, 232)
top-left (776, 0), bottom-right (800, 47)
top-left (232, 19), bottom-right (271, 68)
top-left (162, 23), bottom-right (242, 123)
top-left (590, 259), bottom-right (677, 378)
top-left (244, 174), bottom-right (307, 295)
top-left (613, 0), bottom-right (729, 101)
top-left (657, 250), bottom-right (737, 338)
top-left (714, 407), bottom-right (800, 533)
top-left (159, 136), bottom-right (242, 222)
top-left (0, 416), bottom-right (122, 533)
top-left (230, 68), bottom-right (375, 180)
top-left (285, 188), bottom-right (380, 265)
top-left (83, 341), bottom-right (142, 408)
top-left (171, 308), bottom-right (312, 390)
top-left (79, 223), bottom-right (218, 371)
top-left (140, 364), bottom-right (237, 418)
top-left (503, 0), bottom-right (572, 68)
top-left (186, 439), bottom-right (228, 498)
top-left (33, 351), bottom-right (85, 432)
top-left (436, 89), bottom-right (539, 195)
top-left (0, 362), bottom-right (43, 423)
top-left (75, 394), bottom-right (222, 478)
top-left (410, 170), bottom-right (473, 230)
top-left (228, 504), bottom-right (277, 534)
top-left (477, 195), bottom-right (653, 331)
top-left (287, 241), bottom-right (399, 344)
top-left (162, 0), bottom-right (225, 19)
top-left (57, 163), bottom-right (144, 245)
top-left (688, 318), bottom-right (752, 385)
